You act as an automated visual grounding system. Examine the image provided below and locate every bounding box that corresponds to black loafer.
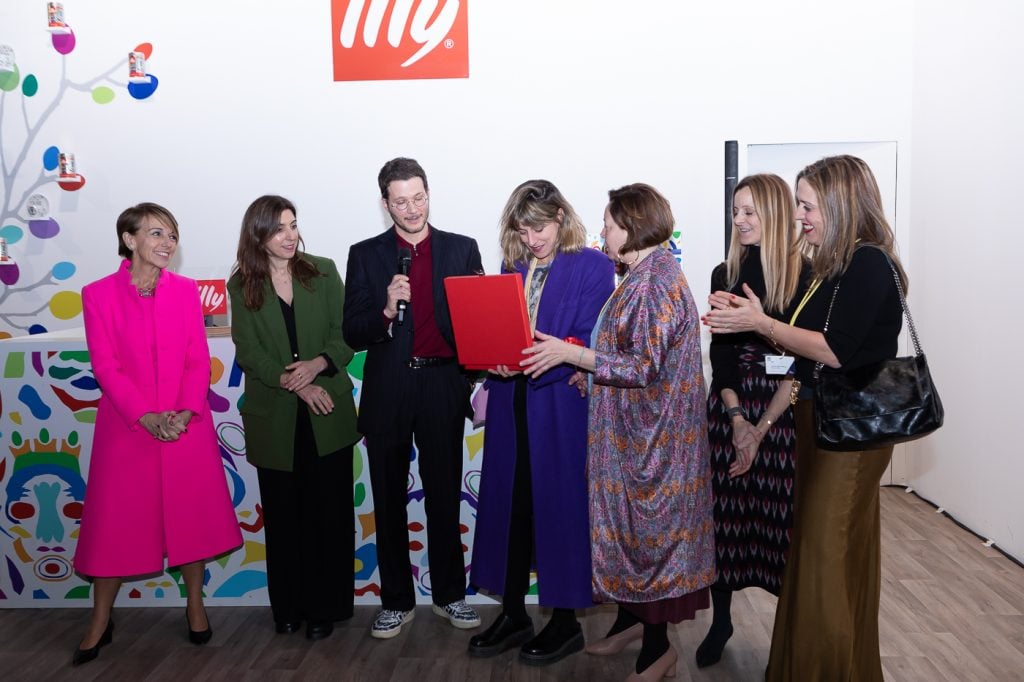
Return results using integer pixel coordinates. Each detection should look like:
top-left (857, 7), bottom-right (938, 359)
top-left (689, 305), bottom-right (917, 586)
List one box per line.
top-left (468, 613), bottom-right (534, 657)
top-left (519, 623), bottom-right (584, 666)
top-left (306, 621), bottom-right (334, 641)
top-left (275, 620), bottom-right (302, 634)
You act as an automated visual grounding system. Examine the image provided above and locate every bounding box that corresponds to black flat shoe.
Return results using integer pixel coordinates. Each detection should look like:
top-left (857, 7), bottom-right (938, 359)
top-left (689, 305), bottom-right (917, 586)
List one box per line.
top-left (187, 611), bottom-right (213, 645)
top-left (519, 622), bottom-right (584, 666)
top-left (306, 621), bottom-right (334, 640)
top-left (468, 612), bottom-right (534, 658)
top-left (72, 618), bottom-right (114, 667)
top-left (275, 620), bottom-right (302, 634)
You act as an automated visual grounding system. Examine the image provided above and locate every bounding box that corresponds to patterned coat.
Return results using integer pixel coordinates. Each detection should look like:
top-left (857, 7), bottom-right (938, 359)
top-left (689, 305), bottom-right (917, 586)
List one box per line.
top-left (588, 247), bottom-right (716, 603)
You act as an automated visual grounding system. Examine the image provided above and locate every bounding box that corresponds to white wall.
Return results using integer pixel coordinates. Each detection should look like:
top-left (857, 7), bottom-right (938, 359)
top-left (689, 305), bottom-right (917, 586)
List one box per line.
top-left (907, 0), bottom-right (1024, 561)
top-left (5, 0), bottom-right (1015, 564)
top-left (2, 0), bottom-right (915, 334)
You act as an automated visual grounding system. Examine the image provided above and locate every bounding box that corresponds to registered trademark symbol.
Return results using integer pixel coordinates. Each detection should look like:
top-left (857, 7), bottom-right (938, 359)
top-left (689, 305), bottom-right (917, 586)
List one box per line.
top-left (444, 38), bottom-right (455, 49)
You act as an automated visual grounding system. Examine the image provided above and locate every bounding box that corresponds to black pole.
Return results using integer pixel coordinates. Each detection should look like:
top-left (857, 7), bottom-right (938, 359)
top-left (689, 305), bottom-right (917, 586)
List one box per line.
top-left (724, 140), bottom-right (738, 259)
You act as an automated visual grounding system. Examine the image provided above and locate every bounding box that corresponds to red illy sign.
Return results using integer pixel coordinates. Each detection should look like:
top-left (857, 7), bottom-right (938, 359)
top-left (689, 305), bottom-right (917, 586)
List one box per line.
top-left (331, 0), bottom-right (469, 81)
top-left (196, 280), bottom-right (227, 316)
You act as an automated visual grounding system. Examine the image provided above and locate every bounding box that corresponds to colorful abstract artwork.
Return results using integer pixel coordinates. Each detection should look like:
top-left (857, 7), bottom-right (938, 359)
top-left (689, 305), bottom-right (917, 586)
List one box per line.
top-left (0, 339), bottom-right (486, 606)
top-left (668, 230), bottom-right (684, 265)
top-left (0, 12), bottom-right (159, 339)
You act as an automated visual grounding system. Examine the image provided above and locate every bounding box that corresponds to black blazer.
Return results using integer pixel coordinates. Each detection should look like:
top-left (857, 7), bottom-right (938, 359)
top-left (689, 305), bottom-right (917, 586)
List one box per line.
top-left (343, 226), bottom-right (483, 433)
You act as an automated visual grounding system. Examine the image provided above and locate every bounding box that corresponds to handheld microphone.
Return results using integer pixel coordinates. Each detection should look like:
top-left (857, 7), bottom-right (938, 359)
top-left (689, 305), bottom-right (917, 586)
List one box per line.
top-left (397, 248), bottom-right (411, 325)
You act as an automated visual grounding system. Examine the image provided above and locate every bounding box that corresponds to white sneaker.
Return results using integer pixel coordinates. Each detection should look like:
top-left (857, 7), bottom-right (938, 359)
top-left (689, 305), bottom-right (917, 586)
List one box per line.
top-left (432, 600), bottom-right (481, 629)
top-left (370, 608), bottom-right (415, 639)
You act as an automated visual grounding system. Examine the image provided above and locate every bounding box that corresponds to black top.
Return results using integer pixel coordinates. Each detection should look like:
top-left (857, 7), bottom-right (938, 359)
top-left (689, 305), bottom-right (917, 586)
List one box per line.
top-left (791, 245), bottom-right (903, 390)
top-left (278, 296), bottom-right (338, 378)
top-left (709, 246), bottom-right (812, 393)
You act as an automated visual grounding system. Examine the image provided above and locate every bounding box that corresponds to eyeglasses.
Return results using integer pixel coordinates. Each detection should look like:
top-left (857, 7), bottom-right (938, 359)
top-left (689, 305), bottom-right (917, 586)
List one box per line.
top-left (390, 194), bottom-right (428, 212)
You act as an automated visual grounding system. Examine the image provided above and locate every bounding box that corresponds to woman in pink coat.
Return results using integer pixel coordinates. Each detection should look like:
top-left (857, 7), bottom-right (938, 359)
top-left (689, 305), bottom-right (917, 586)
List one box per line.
top-left (72, 203), bottom-right (241, 666)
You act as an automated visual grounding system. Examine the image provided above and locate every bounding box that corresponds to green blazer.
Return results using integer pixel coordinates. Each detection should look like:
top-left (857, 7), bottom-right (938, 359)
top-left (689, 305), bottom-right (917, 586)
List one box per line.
top-left (228, 254), bottom-right (360, 471)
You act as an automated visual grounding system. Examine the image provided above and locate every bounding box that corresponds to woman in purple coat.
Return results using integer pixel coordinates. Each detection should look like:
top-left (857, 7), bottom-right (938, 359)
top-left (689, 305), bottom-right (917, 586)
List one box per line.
top-left (469, 180), bottom-right (614, 665)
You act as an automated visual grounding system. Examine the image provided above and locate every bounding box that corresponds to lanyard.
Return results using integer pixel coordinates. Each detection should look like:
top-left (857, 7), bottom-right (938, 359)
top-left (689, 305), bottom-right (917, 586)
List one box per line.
top-left (789, 278), bottom-right (822, 325)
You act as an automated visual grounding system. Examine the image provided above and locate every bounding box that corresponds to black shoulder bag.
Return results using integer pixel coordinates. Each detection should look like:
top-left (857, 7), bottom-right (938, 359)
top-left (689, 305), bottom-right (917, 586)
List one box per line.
top-left (813, 254), bottom-right (944, 451)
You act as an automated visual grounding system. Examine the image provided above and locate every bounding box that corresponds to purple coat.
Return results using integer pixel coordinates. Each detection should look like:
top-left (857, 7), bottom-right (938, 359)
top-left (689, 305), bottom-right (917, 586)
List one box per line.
top-left (470, 247), bottom-right (614, 608)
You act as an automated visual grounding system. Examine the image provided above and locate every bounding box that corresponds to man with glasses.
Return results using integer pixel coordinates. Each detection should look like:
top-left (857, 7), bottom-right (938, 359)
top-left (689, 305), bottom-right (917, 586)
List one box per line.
top-left (343, 157), bottom-right (484, 639)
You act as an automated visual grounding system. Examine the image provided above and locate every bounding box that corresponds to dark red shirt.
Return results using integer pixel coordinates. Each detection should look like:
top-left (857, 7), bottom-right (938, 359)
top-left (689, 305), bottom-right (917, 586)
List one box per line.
top-left (396, 229), bottom-right (453, 358)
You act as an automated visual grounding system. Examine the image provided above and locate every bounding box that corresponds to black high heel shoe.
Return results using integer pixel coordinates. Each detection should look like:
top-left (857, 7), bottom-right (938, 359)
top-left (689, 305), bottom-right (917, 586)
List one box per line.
top-left (695, 623), bottom-right (733, 668)
top-left (187, 609), bottom-right (213, 645)
top-left (72, 618), bottom-right (114, 667)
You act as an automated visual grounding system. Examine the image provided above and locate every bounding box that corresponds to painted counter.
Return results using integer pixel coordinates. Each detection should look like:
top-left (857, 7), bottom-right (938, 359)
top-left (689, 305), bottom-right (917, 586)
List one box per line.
top-left (0, 331), bottom-right (488, 607)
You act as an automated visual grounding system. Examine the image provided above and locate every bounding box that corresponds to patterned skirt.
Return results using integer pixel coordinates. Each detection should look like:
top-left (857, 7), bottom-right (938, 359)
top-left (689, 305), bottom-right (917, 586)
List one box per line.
top-left (706, 341), bottom-right (796, 595)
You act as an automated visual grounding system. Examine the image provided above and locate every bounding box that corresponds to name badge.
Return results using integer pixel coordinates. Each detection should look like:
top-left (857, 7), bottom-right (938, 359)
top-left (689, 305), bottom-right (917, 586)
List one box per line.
top-left (765, 355), bottom-right (795, 375)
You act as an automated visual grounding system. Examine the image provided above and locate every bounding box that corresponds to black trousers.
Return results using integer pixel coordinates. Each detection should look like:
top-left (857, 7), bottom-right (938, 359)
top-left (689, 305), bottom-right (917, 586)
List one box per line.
top-left (365, 364), bottom-right (469, 611)
top-left (503, 377), bottom-right (535, 604)
top-left (257, 405), bottom-right (354, 623)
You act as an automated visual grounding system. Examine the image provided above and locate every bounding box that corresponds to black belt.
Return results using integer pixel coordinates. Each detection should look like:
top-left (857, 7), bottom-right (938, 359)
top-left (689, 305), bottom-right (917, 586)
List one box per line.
top-left (406, 356), bottom-right (456, 369)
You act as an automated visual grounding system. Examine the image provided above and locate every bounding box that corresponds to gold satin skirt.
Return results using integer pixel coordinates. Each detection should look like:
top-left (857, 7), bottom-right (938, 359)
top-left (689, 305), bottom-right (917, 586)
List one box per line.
top-left (766, 400), bottom-right (893, 682)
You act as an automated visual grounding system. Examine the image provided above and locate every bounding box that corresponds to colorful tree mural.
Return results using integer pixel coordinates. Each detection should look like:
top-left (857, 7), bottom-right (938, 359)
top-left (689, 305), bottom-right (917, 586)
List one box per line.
top-left (0, 10), bottom-right (159, 338)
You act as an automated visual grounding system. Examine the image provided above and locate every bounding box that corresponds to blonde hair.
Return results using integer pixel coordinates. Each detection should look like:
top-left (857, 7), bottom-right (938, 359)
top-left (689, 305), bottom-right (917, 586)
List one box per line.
top-left (725, 174), bottom-right (804, 314)
top-left (498, 180), bottom-right (586, 270)
top-left (797, 155), bottom-right (907, 291)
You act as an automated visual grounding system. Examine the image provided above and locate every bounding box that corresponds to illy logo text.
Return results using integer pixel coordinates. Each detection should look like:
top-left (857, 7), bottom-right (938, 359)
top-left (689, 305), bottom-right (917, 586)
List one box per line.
top-left (340, 0), bottom-right (459, 67)
top-left (196, 280), bottom-right (228, 316)
top-left (331, 0), bottom-right (470, 81)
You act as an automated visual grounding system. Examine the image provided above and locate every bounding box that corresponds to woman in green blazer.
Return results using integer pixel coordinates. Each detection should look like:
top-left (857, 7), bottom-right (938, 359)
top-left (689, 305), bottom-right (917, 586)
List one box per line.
top-left (228, 195), bottom-right (360, 641)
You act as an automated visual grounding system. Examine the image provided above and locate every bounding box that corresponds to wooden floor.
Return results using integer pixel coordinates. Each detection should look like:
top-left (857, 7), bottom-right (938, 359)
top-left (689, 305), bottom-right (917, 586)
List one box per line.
top-left (2, 487), bottom-right (1022, 681)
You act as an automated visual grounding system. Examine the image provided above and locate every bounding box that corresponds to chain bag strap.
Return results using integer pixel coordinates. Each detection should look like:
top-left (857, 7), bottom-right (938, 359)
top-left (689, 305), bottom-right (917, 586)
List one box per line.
top-left (812, 247), bottom-right (945, 451)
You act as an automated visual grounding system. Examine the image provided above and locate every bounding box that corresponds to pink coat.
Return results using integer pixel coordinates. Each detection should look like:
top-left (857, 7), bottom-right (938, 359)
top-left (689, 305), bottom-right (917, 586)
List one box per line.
top-left (74, 261), bottom-right (241, 577)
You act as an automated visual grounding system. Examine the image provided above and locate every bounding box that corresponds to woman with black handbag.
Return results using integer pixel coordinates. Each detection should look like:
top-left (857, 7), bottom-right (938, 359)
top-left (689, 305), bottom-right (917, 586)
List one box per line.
top-left (704, 155), bottom-right (908, 681)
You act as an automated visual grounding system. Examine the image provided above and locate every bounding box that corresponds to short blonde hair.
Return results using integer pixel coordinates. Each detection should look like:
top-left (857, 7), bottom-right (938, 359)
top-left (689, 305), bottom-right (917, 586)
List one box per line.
top-left (498, 180), bottom-right (587, 270)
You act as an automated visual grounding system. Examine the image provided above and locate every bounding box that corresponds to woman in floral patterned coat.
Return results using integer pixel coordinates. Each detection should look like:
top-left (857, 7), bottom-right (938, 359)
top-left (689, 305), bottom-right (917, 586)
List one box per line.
top-left (524, 183), bottom-right (715, 681)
